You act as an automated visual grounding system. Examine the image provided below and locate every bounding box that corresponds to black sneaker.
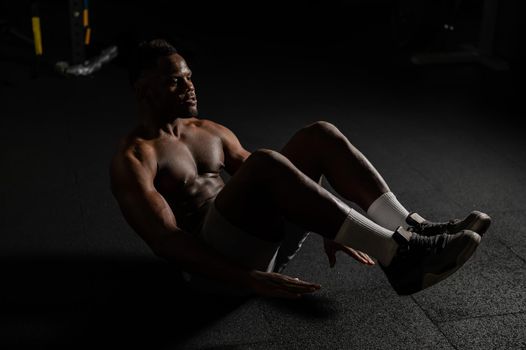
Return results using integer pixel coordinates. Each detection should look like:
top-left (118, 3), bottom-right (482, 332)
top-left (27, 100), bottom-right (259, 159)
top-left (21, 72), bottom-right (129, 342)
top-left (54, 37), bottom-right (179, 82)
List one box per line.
top-left (381, 226), bottom-right (481, 295)
top-left (406, 211), bottom-right (491, 237)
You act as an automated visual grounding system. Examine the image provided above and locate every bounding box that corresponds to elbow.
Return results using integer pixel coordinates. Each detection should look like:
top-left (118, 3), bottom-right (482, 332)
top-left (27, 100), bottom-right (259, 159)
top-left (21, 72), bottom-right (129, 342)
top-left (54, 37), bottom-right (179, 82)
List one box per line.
top-left (150, 236), bottom-right (170, 260)
top-left (151, 242), bottom-right (179, 264)
top-left (148, 228), bottom-right (184, 261)
top-left (151, 244), bottom-right (166, 260)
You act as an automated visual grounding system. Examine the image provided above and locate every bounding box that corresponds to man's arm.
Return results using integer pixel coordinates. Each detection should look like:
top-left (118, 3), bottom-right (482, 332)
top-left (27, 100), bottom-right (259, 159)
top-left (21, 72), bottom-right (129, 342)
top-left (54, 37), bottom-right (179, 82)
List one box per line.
top-left (109, 146), bottom-right (253, 287)
top-left (205, 121), bottom-right (251, 176)
top-left (109, 145), bottom-right (320, 297)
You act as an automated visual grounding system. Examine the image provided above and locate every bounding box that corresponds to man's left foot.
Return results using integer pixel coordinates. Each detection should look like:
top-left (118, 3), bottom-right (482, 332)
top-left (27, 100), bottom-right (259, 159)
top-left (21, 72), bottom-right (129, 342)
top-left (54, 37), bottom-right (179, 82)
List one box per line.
top-left (381, 227), bottom-right (481, 295)
top-left (406, 211), bottom-right (491, 237)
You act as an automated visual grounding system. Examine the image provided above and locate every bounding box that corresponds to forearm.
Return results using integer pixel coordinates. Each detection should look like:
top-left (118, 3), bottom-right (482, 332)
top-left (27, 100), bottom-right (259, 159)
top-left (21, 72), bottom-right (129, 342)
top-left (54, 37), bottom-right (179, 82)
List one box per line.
top-left (153, 228), bottom-right (255, 289)
top-left (152, 228), bottom-right (323, 300)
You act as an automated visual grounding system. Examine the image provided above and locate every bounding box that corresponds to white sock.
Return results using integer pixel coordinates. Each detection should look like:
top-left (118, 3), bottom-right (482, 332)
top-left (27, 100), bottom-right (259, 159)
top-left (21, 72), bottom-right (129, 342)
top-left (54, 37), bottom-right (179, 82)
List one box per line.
top-left (334, 209), bottom-right (399, 266)
top-left (367, 192), bottom-right (410, 231)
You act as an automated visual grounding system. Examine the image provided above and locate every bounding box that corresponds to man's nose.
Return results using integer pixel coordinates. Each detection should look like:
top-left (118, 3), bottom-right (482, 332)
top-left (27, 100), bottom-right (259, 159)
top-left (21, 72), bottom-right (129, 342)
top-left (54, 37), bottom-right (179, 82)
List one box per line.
top-left (183, 77), bottom-right (194, 91)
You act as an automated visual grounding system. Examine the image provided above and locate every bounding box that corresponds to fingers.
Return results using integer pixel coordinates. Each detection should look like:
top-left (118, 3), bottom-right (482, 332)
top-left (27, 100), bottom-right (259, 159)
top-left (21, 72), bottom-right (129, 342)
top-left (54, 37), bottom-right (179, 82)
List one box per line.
top-left (359, 252), bottom-right (375, 265)
top-left (342, 247), bottom-right (375, 265)
top-left (269, 289), bottom-right (302, 299)
top-left (326, 241), bottom-right (374, 266)
top-left (280, 278), bottom-right (321, 292)
top-left (269, 273), bottom-right (321, 293)
top-left (342, 246), bottom-right (366, 263)
top-left (263, 284), bottom-right (319, 299)
top-left (353, 249), bottom-right (374, 265)
top-left (251, 271), bottom-right (322, 299)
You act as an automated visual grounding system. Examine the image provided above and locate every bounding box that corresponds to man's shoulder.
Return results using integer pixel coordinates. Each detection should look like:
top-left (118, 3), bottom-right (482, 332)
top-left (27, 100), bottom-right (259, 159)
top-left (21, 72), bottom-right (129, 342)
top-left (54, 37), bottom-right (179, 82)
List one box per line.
top-left (196, 117), bottom-right (219, 129)
top-left (110, 138), bottom-right (158, 196)
top-left (196, 117), bottom-right (232, 136)
top-left (111, 132), bottom-right (156, 177)
top-left (111, 140), bottom-right (136, 163)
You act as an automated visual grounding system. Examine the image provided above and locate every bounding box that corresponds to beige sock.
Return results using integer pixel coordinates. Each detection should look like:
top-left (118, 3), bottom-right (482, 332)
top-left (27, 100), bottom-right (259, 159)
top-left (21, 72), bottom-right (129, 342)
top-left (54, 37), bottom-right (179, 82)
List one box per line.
top-left (367, 192), bottom-right (411, 231)
top-left (334, 208), bottom-right (399, 266)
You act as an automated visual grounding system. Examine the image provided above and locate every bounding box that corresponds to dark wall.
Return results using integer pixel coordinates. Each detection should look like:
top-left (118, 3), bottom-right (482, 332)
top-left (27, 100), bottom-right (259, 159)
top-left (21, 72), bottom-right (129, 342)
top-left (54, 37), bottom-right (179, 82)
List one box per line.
top-left (2, 0), bottom-right (524, 75)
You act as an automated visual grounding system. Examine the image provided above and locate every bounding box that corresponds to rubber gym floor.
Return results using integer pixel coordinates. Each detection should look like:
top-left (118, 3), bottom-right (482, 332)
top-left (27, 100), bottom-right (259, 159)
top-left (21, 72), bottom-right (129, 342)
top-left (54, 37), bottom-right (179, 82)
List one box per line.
top-left (1, 32), bottom-right (525, 349)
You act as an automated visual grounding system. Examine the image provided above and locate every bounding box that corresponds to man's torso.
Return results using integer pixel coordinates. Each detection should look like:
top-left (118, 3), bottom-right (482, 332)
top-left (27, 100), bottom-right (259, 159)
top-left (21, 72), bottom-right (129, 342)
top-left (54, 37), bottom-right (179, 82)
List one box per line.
top-left (122, 118), bottom-right (226, 233)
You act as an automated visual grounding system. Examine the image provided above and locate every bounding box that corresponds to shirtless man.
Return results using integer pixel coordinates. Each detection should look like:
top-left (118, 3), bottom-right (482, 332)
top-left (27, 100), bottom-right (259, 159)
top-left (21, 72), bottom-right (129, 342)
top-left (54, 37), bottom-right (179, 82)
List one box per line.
top-left (110, 39), bottom-right (491, 299)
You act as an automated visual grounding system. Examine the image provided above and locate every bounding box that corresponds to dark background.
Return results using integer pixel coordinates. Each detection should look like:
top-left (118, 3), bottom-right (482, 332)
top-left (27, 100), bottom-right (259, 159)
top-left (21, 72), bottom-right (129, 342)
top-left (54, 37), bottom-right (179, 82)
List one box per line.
top-left (2, 0), bottom-right (525, 117)
top-left (1, 1), bottom-right (526, 349)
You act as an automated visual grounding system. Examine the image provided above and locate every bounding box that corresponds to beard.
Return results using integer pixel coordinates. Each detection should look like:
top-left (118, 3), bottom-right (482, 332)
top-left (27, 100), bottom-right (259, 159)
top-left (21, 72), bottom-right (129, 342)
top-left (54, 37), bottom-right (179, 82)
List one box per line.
top-left (166, 100), bottom-right (198, 118)
top-left (182, 104), bottom-right (198, 117)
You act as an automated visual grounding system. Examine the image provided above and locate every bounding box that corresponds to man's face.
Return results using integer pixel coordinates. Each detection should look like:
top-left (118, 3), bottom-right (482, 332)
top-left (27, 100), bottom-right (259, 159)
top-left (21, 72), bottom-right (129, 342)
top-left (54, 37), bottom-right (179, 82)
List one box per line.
top-left (138, 53), bottom-right (198, 118)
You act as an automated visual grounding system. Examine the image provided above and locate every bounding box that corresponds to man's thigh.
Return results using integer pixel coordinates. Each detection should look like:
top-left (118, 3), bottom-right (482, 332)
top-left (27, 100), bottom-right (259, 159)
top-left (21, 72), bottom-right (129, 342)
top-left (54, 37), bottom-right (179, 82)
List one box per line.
top-left (215, 126), bottom-right (326, 243)
top-left (215, 152), bottom-right (286, 242)
top-left (280, 123), bottom-right (325, 183)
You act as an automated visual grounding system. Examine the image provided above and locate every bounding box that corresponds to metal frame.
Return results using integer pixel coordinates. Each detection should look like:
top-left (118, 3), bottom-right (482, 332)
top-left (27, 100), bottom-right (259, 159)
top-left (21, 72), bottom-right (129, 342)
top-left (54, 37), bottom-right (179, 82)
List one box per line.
top-left (68, 0), bottom-right (85, 65)
top-left (411, 0), bottom-right (509, 71)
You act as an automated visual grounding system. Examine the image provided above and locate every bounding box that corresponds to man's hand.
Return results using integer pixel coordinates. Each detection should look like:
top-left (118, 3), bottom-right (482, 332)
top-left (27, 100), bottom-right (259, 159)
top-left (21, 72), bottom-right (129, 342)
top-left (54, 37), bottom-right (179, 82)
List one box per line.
top-left (247, 270), bottom-right (321, 299)
top-left (323, 238), bottom-right (375, 268)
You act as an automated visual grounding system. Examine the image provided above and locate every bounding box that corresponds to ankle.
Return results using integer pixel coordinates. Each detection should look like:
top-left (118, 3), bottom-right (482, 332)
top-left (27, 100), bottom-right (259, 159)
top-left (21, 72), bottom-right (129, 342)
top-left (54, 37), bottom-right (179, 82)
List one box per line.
top-left (406, 212), bottom-right (427, 226)
top-left (380, 227), bottom-right (412, 266)
top-left (392, 226), bottom-right (413, 246)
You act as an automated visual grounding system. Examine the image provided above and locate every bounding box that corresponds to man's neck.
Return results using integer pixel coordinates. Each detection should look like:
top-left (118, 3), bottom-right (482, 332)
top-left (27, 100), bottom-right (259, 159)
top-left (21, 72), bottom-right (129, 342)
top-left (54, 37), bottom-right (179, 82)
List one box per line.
top-left (137, 109), bottom-right (194, 139)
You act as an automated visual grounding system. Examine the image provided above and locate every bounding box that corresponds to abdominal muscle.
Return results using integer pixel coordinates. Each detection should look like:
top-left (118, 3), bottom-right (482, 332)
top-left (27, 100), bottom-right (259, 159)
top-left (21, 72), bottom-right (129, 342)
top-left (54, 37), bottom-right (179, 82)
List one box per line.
top-left (165, 175), bottom-right (225, 234)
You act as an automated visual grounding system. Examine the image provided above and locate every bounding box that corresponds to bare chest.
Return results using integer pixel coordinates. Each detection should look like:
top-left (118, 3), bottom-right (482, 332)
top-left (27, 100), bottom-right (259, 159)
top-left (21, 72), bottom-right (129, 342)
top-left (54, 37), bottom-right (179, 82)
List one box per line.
top-left (153, 126), bottom-right (225, 195)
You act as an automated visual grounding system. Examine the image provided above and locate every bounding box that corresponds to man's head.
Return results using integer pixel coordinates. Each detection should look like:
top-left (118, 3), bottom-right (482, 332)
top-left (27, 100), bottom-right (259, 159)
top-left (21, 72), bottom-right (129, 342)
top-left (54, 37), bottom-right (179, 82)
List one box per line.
top-left (129, 39), bottom-right (197, 118)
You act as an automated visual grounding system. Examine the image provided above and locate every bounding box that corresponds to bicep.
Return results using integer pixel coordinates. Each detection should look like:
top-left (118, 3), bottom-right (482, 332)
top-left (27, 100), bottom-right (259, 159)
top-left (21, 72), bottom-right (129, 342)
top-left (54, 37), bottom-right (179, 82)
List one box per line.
top-left (110, 154), bottom-right (178, 250)
top-left (209, 121), bottom-right (251, 175)
top-left (224, 143), bottom-right (251, 176)
top-left (118, 189), bottom-right (177, 246)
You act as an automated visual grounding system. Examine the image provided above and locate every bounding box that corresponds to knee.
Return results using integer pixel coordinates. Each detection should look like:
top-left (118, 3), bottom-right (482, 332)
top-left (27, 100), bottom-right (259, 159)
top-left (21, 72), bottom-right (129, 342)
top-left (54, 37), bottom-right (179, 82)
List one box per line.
top-left (245, 148), bottom-right (290, 181)
top-left (302, 120), bottom-right (342, 141)
top-left (247, 148), bottom-right (283, 166)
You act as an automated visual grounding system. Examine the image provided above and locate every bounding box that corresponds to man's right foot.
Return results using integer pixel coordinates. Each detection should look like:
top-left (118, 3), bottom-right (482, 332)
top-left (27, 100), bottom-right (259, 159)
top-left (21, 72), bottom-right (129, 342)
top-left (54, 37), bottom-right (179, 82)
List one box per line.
top-left (406, 211), bottom-right (491, 237)
top-left (381, 227), bottom-right (481, 295)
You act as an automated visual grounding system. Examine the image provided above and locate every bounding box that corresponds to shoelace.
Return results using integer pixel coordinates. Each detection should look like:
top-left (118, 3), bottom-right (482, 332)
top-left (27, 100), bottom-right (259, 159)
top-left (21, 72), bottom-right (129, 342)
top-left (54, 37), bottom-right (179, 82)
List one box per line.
top-left (409, 232), bottom-right (449, 255)
top-left (415, 219), bottom-right (460, 235)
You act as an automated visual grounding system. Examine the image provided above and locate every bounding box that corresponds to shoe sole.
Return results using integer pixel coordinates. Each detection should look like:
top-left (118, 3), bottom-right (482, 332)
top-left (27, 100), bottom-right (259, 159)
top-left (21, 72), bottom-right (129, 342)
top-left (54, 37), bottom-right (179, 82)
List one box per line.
top-left (461, 211), bottom-right (491, 236)
top-left (421, 230), bottom-right (481, 292)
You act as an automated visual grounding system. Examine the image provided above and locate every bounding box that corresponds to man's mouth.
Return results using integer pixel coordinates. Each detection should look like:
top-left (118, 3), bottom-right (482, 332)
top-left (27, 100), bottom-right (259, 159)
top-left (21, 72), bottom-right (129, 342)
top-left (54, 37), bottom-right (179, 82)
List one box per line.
top-left (184, 97), bottom-right (197, 106)
top-left (182, 93), bottom-right (197, 105)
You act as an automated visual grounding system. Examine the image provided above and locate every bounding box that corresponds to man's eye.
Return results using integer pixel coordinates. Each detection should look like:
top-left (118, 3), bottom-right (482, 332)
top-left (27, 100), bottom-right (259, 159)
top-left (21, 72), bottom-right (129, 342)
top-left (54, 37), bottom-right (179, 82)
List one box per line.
top-left (170, 78), bottom-right (178, 84)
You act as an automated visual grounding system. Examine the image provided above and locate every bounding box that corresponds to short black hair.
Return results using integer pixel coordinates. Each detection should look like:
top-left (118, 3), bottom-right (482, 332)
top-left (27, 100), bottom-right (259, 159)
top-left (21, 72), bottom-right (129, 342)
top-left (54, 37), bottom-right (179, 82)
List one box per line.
top-left (128, 38), bottom-right (178, 85)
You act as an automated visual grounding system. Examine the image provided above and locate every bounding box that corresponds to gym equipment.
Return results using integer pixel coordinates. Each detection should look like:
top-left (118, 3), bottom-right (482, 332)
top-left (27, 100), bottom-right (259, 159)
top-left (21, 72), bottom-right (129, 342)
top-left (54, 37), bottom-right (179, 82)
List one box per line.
top-left (56, 0), bottom-right (117, 77)
top-left (55, 45), bottom-right (118, 77)
top-left (411, 0), bottom-right (509, 71)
